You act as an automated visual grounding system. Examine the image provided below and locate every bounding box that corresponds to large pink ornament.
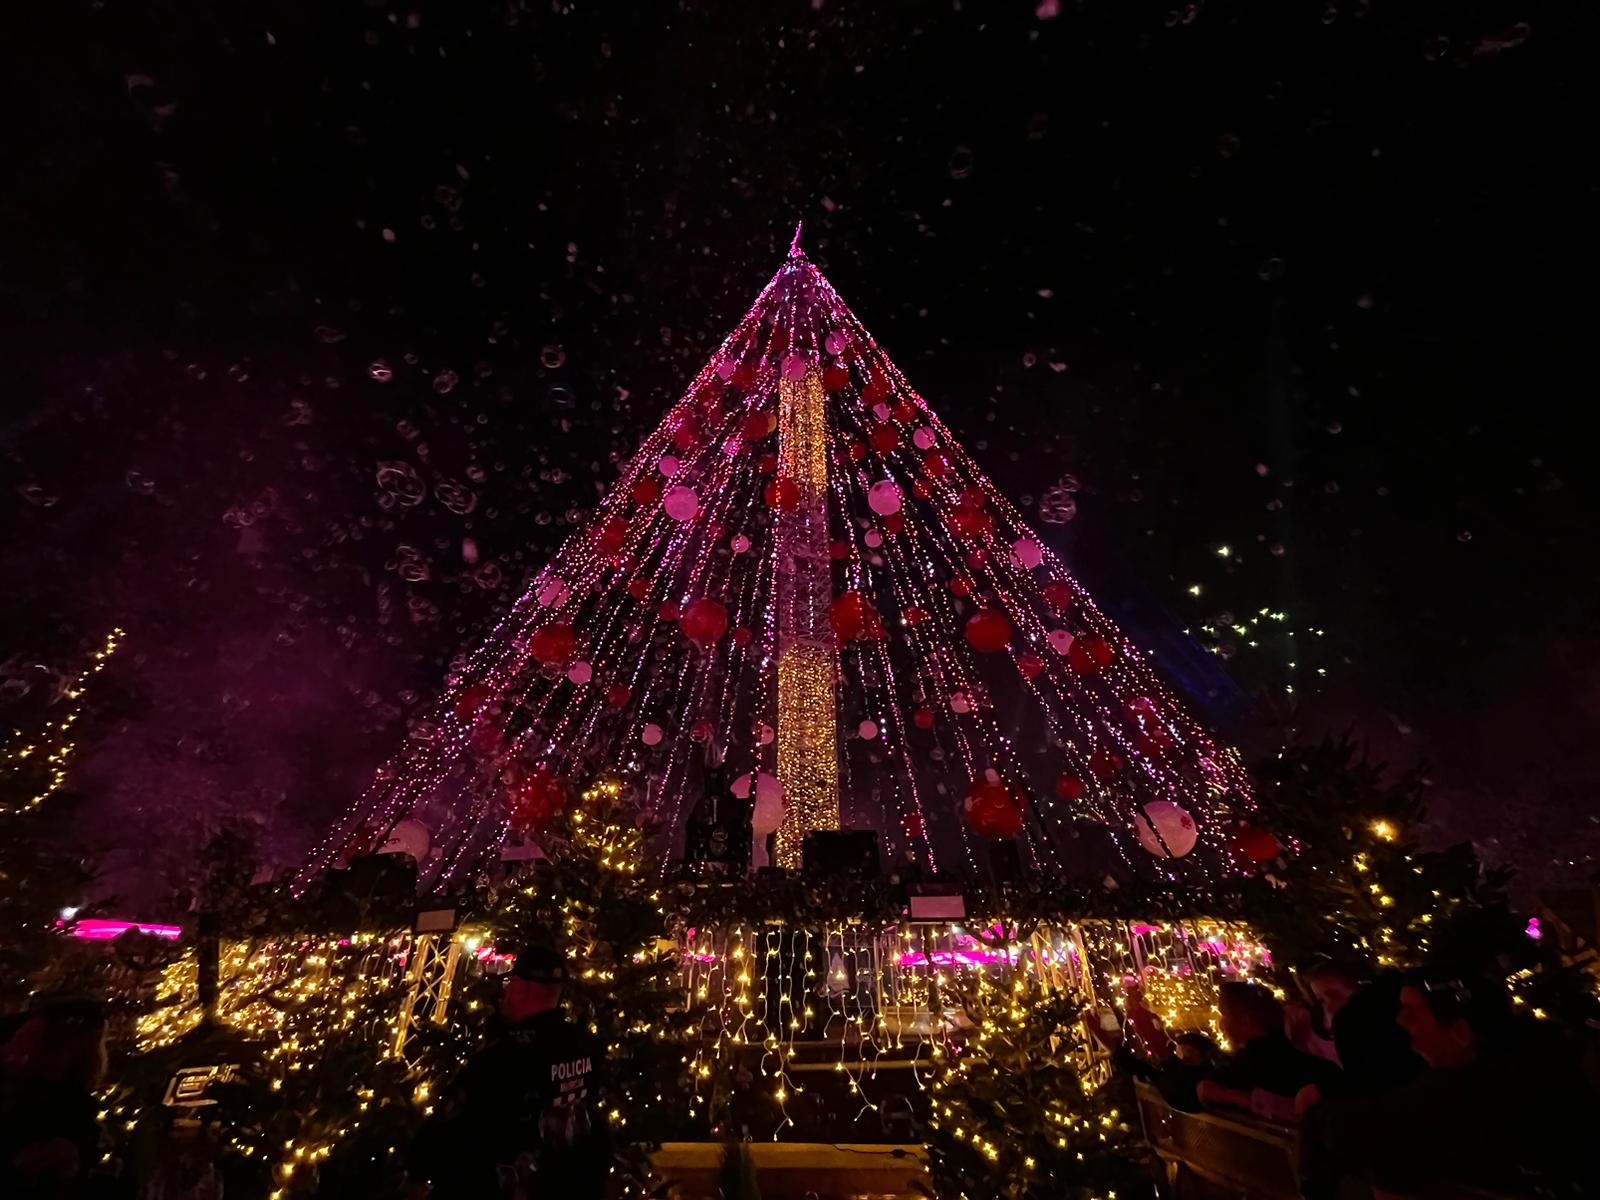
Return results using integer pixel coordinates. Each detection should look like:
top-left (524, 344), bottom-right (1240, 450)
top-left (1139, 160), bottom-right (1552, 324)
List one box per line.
top-left (824, 331), bottom-right (847, 356)
top-left (663, 486), bottom-right (699, 521)
top-left (1133, 801), bottom-right (1198, 858)
top-left (566, 661), bottom-right (592, 684)
top-left (731, 533), bottom-right (751, 553)
top-left (537, 577), bottom-right (570, 608)
top-left (715, 356), bottom-right (737, 380)
top-left (658, 455), bottom-right (680, 477)
top-left (641, 723), bottom-right (664, 746)
top-left (859, 720), bottom-right (879, 740)
top-left (1047, 629), bottom-right (1076, 655)
top-left (782, 354), bottom-right (810, 380)
top-left (1013, 539), bottom-right (1044, 569)
top-left (913, 427), bottom-right (936, 450)
top-left (868, 480), bottom-right (902, 516)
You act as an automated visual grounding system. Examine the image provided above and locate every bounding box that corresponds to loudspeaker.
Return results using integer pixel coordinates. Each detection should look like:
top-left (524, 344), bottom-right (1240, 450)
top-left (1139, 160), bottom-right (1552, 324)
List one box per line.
top-left (801, 830), bottom-right (880, 878)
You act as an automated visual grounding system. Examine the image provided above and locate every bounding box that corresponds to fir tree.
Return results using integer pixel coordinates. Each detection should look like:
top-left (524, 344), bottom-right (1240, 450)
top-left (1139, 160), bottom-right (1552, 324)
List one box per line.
top-left (470, 774), bottom-right (696, 1194)
top-left (0, 629), bottom-right (120, 1010)
top-left (923, 965), bottom-right (1149, 1200)
top-left (1242, 734), bottom-right (1508, 970)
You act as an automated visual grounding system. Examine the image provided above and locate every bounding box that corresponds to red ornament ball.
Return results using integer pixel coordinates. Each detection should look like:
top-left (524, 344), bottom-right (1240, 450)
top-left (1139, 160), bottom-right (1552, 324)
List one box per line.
top-left (830, 590), bottom-right (884, 641)
top-left (605, 684), bottom-right (631, 708)
top-left (1017, 652), bottom-right (1046, 680)
top-left (913, 707), bottom-right (936, 730)
top-left (822, 365), bottom-right (851, 391)
top-left (869, 424), bottom-right (901, 454)
top-left (862, 373), bottom-right (890, 402)
top-left (681, 598), bottom-right (730, 646)
top-left (454, 683), bottom-right (492, 721)
top-left (1068, 635), bottom-right (1114, 673)
top-left (690, 719), bottom-right (715, 743)
top-left (658, 602), bottom-right (681, 622)
top-left (846, 440), bottom-right (868, 464)
top-left (883, 513), bottom-right (906, 535)
top-left (507, 768), bottom-right (571, 834)
top-left (626, 577), bottom-right (651, 601)
top-left (1231, 823), bottom-right (1282, 863)
top-left (595, 517), bottom-right (628, 557)
top-left (730, 362), bottom-right (758, 389)
top-left (764, 477), bottom-right (801, 510)
top-left (947, 507), bottom-right (995, 541)
top-left (732, 626), bottom-right (753, 646)
top-left (529, 624), bottom-right (578, 665)
top-left (903, 606), bottom-right (930, 625)
top-left (741, 411), bottom-right (776, 442)
top-left (964, 609), bottom-right (1012, 653)
top-left (891, 400), bottom-right (916, 423)
top-left (1042, 580), bottom-right (1074, 611)
top-left (630, 477), bottom-right (661, 506)
top-left (964, 778), bottom-right (1024, 839)
top-left (671, 424), bottom-right (698, 452)
top-left (1087, 746), bottom-right (1124, 782)
top-left (923, 450), bottom-right (951, 478)
top-left (1054, 773), bottom-right (1084, 801)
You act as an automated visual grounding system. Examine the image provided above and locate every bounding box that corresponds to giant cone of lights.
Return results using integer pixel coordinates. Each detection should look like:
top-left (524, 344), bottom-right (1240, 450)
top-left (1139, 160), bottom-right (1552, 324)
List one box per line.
top-left (302, 231), bottom-right (1252, 888)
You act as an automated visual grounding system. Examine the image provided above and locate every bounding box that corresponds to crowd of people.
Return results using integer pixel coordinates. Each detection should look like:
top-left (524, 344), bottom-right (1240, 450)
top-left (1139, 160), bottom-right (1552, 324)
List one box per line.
top-left (6, 940), bottom-right (1599, 1199)
top-left (1102, 962), bottom-right (1600, 1198)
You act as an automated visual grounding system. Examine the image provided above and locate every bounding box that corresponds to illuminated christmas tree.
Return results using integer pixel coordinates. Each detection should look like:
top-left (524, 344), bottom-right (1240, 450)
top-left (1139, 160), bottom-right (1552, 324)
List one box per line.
top-left (304, 230), bottom-right (1251, 887)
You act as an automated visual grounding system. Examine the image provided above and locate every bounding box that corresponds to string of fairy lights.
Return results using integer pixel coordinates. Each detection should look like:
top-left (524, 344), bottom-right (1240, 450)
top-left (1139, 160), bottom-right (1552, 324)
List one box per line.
top-left (1, 627), bottom-right (123, 816)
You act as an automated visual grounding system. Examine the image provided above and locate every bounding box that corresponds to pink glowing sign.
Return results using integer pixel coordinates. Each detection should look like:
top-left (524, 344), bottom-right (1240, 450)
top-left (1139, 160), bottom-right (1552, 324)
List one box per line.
top-left (68, 918), bottom-right (182, 942)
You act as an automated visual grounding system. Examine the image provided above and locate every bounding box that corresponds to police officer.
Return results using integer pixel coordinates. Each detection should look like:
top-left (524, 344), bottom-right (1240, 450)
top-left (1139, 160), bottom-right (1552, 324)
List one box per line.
top-left (412, 946), bottom-right (609, 1200)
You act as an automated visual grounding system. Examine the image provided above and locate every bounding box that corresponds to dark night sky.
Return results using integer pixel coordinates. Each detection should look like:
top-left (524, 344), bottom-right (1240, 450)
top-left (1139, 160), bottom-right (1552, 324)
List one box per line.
top-left (3, 1), bottom-right (1597, 903)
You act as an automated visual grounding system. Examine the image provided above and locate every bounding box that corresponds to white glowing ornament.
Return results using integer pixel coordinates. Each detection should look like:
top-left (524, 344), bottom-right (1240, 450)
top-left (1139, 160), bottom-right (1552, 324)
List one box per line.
top-left (867, 480), bottom-right (902, 516)
top-left (663, 486), bottom-right (699, 521)
top-left (1047, 629), bottom-right (1076, 655)
top-left (379, 819), bottom-right (430, 863)
top-left (750, 776), bottom-right (787, 836)
top-left (1133, 801), bottom-right (1199, 858)
top-left (566, 661), bottom-right (592, 685)
top-left (641, 723), bottom-right (664, 746)
top-left (658, 455), bottom-right (680, 477)
top-left (1013, 538), bottom-right (1044, 569)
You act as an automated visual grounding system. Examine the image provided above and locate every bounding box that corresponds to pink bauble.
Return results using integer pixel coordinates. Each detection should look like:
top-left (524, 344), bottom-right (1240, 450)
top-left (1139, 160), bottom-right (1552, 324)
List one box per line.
top-left (1047, 629), bottom-right (1076, 655)
top-left (537, 576), bottom-right (570, 607)
top-left (913, 427), bottom-right (936, 450)
top-left (824, 331), bottom-right (847, 356)
top-left (859, 720), bottom-right (879, 740)
top-left (782, 354), bottom-right (810, 380)
top-left (566, 661), bottom-right (592, 684)
top-left (1013, 539), bottom-right (1044, 569)
top-left (641, 723), bottom-right (664, 746)
top-left (657, 455), bottom-right (680, 477)
top-left (663, 486), bottom-right (699, 521)
top-left (1134, 801), bottom-right (1198, 858)
top-left (867, 480), bottom-right (902, 516)
top-left (731, 533), bottom-right (751, 553)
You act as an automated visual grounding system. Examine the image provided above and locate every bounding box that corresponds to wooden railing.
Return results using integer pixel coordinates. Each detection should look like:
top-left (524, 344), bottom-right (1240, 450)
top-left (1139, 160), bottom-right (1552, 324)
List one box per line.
top-left (1133, 1082), bottom-right (1529, 1200)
